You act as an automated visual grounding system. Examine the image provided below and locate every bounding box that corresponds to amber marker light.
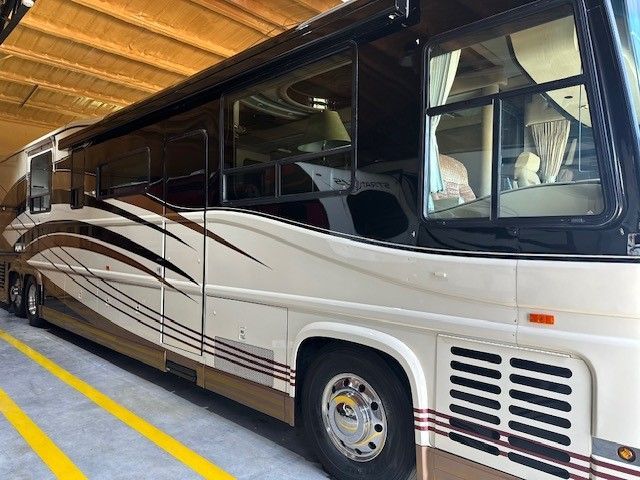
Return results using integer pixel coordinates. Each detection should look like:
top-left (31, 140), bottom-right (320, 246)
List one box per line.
top-left (529, 313), bottom-right (555, 325)
top-left (618, 446), bottom-right (636, 462)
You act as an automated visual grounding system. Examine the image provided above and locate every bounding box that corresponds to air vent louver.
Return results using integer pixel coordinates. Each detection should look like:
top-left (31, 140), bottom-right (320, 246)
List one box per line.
top-left (434, 336), bottom-right (591, 480)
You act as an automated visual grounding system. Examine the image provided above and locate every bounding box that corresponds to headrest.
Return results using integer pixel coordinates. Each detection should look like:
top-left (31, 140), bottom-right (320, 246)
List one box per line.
top-left (515, 152), bottom-right (541, 172)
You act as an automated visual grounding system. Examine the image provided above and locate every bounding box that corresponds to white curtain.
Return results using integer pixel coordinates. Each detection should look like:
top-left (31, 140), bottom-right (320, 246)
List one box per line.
top-left (530, 119), bottom-right (570, 183)
top-left (426, 50), bottom-right (460, 212)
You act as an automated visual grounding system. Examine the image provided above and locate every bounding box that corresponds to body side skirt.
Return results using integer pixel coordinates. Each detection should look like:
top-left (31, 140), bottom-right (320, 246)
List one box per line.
top-left (39, 304), bottom-right (295, 425)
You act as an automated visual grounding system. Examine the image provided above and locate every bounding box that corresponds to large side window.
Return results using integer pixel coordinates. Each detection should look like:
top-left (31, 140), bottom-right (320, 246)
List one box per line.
top-left (425, 5), bottom-right (605, 220)
top-left (29, 151), bottom-right (52, 214)
top-left (98, 148), bottom-right (150, 199)
top-left (223, 50), bottom-right (354, 203)
top-left (164, 130), bottom-right (207, 210)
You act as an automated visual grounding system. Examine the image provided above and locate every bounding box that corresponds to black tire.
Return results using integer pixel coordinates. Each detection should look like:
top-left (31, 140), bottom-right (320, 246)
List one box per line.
top-left (301, 345), bottom-right (416, 480)
top-left (25, 276), bottom-right (47, 328)
top-left (10, 274), bottom-right (26, 318)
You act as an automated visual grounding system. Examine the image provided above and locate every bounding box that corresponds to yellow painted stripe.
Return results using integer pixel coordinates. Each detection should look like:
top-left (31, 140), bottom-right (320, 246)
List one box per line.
top-left (0, 387), bottom-right (87, 479)
top-left (0, 329), bottom-right (234, 480)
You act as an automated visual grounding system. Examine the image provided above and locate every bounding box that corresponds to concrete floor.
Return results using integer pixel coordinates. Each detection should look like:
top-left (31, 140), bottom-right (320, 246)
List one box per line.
top-left (0, 308), bottom-right (329, 479)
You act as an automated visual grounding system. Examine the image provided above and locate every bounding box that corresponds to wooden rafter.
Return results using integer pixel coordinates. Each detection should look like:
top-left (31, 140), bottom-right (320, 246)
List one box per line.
top-left (0, 44), bottom-right (165, 93)
top-left (292, 0), bottom-right (339, 14)
top-left (0, 71), bottom-right (132, 108)
top-left (69, 0), bottom-right (237, 59)
top-left (0, 110), bottom-right (60, 130)
top-left (0, 91), bottom-right (97, 119)
top-left (190, 0), bottom-right (287, 36)
top-left (20, 17), bottom-right (198, 77)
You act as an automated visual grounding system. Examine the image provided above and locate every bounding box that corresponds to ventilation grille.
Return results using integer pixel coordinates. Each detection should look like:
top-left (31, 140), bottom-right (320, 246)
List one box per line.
top-left (214, 337), bottom-right (275, 388)
top-left (434, 336), bottom-right (591, 480)
top-left (0, 262), bottom-right (5, 289)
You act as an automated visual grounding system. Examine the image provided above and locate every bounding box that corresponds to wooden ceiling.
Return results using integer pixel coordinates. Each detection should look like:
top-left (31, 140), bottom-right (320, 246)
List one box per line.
top-left (0, 0), bottom-right (342, 157)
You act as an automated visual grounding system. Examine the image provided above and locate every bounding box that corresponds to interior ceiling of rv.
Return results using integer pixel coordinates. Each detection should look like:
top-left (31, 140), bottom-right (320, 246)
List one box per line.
top-left (0, 0), bottom-right (343, 158)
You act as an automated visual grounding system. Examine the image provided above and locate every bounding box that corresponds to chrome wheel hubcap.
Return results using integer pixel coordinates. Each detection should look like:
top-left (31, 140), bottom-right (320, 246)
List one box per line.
top-left (321, 374), bottom-right (387, 462)
top-left (27, 284), bottom-right (37, 316)
top-left (10, 279), bottom-right (22, 306)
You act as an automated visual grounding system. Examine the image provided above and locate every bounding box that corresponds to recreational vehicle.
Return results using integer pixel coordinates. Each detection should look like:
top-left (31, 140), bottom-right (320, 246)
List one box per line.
top-left (1, 0), bottom-right (640, 479)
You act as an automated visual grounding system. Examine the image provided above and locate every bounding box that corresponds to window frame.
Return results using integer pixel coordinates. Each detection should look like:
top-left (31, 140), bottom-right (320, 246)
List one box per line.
top-left (28, 150), bottom-right (53, 215)
top-left (70, 149), bottom-right (85, 209)
top-left (96, 147), bottom-right (151, 200)
top-left (220, 43), bottom-right (358, 207)
top-left (163, 129), bottom-right (209, 211)
top-left (421, 0), bottom-right (621, 229)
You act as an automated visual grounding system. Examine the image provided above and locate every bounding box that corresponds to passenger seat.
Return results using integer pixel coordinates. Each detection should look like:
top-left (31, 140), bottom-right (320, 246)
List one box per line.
top-left (514, 152), bottom-right (541, 187)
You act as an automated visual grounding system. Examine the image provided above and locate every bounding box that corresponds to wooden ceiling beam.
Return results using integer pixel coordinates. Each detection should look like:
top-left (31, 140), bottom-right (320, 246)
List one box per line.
top-left (190, 0), bottom-right (287, 36)
top-left (0, 91), bottom-right (108, 119)
top-left (0, 110), bottom-right (60, 130)
top-left (292, 0), bottom-right (339, 14)
top-left (20, 16), bottom-right (198, 77)
top-left (0, 44), bottom-right (164, 93)
top-left (0, 70), bottom-right (132, 108)
top-left (69, 0), bottom-right (237, 59)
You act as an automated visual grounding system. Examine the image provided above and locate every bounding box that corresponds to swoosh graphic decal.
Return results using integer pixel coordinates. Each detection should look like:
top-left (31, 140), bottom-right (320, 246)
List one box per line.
top-left (23, 234), bottom-right (193, 301)
top-left (17, 216), bottom-right (292, 379)
top-left (82, 195), bottom-right (192, 249)
top-left (122, 194), bottom-right (269, 269)
top-left (17, 220), bottom-right (197, 284)
top-left (46, 242), bottom-right (290, 373)
top-left (47, 189), bottom-right (191, 249)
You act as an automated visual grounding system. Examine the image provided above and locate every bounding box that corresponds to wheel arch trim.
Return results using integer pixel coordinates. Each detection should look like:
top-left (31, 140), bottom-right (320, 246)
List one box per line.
top-left (291, 322), bottom-right (429, 413)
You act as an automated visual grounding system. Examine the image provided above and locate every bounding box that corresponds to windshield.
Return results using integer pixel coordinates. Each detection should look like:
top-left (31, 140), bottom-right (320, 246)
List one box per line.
top-left (612, 0), bottom-right (640, 123)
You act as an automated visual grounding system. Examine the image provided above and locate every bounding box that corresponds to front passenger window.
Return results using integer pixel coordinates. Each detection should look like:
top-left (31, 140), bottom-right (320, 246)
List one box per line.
top-left (425, 5), bottom-right (605, 221)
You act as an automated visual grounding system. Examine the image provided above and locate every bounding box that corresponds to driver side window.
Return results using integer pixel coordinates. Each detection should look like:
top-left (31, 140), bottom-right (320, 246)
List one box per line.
top-left (425, 5), bottom-right (604, 220)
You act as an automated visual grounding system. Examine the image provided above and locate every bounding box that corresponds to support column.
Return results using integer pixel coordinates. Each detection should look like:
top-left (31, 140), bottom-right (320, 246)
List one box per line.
top-left (480, 85), bottom-right (498, 197)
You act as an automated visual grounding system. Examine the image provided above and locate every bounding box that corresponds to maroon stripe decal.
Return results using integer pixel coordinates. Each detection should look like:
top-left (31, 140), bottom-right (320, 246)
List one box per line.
top-left (590, 469), bottom-right (628, 480)
top-left (416, 409), bottom-right (591, 464)
top-left (430, 417), bottom-right (590, 473)
top-left (214, 337), bottom-right (291, 371)
top-left (213, 344), bottom-right (289, 376)
top-left (414, 410), bottom-right (597, 475)
top-left (592, 458), bottom-right (640, 478)
top-left (211, 352), bottom-right (290, 383)
top-left (422, 421), bottom-right (590, 478)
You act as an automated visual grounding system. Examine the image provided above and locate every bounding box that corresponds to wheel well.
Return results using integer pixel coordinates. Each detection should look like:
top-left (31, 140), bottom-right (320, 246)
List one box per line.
top-left (294, 337), bottom-right (413, 420)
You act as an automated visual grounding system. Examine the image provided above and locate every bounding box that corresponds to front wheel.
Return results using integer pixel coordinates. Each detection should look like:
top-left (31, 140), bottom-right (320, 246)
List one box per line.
top-left (301, 346), bottom-right (416, 480)
top-left (25, 277), bottom-right (46, 328)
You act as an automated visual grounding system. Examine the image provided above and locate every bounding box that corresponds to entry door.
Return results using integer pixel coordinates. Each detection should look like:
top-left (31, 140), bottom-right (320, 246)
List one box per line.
top-left (162, 130), bottom-right (208, 355)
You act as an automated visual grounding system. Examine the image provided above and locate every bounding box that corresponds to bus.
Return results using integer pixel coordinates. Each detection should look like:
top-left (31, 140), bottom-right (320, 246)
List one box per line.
top-left (1, 0), bottom-right (639, 478)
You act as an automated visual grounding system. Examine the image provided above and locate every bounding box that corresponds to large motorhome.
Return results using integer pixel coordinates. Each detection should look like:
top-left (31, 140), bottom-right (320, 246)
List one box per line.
top-left (1, 0), bottom-right (640, 479)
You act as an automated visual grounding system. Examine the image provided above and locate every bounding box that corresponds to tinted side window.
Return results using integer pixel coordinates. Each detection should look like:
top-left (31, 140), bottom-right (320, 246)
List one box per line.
top-left (29, 151), bottom-right (52, 213)
top-left (165, 130), bottom-right (207, 210)
top-left (223, 50), bottom-right (354, 203)
top-left (98, 148), bottom-right (149, 198)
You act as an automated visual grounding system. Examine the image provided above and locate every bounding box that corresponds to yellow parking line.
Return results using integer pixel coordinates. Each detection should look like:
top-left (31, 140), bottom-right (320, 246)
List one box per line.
top-left (0, 329), bottom-right (234, 480)
top-left (0, 387), bottom-right (87, 479)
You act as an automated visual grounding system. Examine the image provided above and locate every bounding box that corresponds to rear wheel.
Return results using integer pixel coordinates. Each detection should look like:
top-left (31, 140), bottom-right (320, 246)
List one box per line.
top-left (25, 277), bottom-right (47, 328)
top-left (9, 275), bottom-right (26, 318)
top-left (300, 345), bottom-right (416, 480)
